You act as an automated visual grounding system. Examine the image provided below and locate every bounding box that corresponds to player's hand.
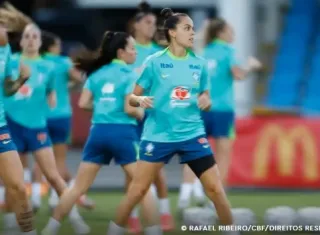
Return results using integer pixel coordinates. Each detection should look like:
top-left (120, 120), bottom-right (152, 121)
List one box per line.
top-left (198, 93), bottom-right (211, 111)
top-left (19, 62), bottom-right (30, 81)
top-left (138, 96), bottom-right (153, 109)
top-left (247, 56), bottom-right (262, 71)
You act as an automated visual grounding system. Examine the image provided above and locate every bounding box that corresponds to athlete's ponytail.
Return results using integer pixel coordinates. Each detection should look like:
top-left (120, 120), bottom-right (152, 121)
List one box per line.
top-left (74, 31), bottom-right (130, 75)
top-left (0, 2), bottom-right (34, 52)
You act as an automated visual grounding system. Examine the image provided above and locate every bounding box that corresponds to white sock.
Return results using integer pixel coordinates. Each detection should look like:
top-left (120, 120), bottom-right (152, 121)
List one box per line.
top-left (159, 198), bottom-right (170, 215)
top-left (150, 184), bottom-right (157, 198)
top-left (68, 205), bottom-right (81, 220)
top-left (0, 186), bottom-right (5, 203)
top-left (130, 207), bottom-right (139, 218)
top-left (43, 217), bottom-right (61, 235)
top-left (178, 183), bottom-right (193, 208)
top-left (49, 189), bottom-right (59, 208)
top-left (24, 169), bottom-right (31, 183)
top-left (31, 183), bottom-right (42, 208)
top-left (4, 212), bottom-right (18, 229)
top-left (107, 221), bottom-right (125, 235)
top-left (145, 225), bottom-right (162, 235)
top-left (68, 179), bottom-right (75, 188)
top-left (22, 230), bottom-right (37, 235)
top-left (193, 179), bottom-right (205, 200)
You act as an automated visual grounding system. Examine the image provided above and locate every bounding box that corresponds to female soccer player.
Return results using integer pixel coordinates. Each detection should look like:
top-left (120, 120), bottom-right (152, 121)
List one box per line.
top-left (107, 8), bottom-right (237, 235)
top-left (127, 2), bottom-right (174, 233)
top-left (201, 18), bottom-right (261, 186)
top-left (41, 31), bottom-right (159, 235)
top-left (0, 25), bottom-right (37, 235)
top-left (178, 18), bottom-right (262, 211)
top-left (3, 24), bottom-right (89, 234)
top-left (35, 31), bottom-right (95, 211)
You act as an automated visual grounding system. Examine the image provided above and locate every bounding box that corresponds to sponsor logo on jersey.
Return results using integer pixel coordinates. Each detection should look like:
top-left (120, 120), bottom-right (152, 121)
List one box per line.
top-left (189, 64), bottom-right (201, 70)
top-left (160, 63), bottom-right (174, 69)
top-left (171, 86), bottom-right (190, 100)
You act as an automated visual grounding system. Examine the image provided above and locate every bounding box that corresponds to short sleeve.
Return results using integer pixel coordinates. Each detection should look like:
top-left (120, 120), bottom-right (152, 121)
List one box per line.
top-left (83, 76), bottom-right (93, 92)
top-left (136, 58), bottom-right (153, 90)
top-left (125, 73), bottom-right (137, 95)
top-left (199, 62), bottom-right (209, 93)
top-left (64, 57), bottom-right (73, 72)
top-left (47, 66), bottom-right (55, 93)
top-left (5, 45), bottom-right (12, 78)
top-left (229, 48), bottom-right (240, 68)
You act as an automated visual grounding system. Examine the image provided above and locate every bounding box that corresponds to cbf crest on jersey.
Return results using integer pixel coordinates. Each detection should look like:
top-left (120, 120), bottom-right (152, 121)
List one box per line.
top-left (192, 72), bottom-right (200, 83)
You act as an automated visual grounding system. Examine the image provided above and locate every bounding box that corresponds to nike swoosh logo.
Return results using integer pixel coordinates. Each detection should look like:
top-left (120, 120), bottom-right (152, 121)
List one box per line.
top-left (162, 74), bottom-right (170, 78)
top-left (203, 145), bottom-right (210, 148)
top-left (3, 140), bottom-right (11, 144)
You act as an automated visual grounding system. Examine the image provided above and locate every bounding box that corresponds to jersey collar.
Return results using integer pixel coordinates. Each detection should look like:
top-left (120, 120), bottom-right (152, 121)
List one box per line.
top-left (164, 47), bottom-right (192, 60)
top-left (213, 39), bottom-right (229, 46)
top-left (112, 59), bottom-right (126, 65)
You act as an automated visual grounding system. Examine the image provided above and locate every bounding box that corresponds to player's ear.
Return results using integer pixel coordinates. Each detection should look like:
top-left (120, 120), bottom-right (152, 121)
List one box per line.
top-left (168, 28), bottom-right (176, 39)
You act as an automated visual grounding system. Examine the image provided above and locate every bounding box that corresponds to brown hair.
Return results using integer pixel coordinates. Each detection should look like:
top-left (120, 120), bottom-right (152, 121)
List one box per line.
top-left (204, 18), bottom-right (227, 46)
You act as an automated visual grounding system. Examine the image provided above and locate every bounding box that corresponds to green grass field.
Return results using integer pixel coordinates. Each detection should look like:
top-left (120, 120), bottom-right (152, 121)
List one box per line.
top-left (1, 191), bottom-right (320, 234)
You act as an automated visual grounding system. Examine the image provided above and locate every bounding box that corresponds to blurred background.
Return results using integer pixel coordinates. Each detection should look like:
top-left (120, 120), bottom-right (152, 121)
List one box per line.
top-left (1, 0), bottom-right (320, 232)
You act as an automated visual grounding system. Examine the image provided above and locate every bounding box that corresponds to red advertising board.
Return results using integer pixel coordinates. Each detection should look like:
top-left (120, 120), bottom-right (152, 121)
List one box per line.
top-left (227, 118), bottom-right (320, 188)
top-left (71, 93), bottom-right (320, 188)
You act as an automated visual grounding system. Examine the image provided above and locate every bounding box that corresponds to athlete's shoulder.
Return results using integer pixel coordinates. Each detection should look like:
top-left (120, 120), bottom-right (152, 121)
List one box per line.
top-left (143, 48), bottom-right (168, 65)
top-left (189, 50), bottom-right (207, 65)
top-left (11, 52), bottom-right (20, 60)
top-left (57, 55), bottom-right (72, 65)
top-left (151, 42), bottom-right (163, 52)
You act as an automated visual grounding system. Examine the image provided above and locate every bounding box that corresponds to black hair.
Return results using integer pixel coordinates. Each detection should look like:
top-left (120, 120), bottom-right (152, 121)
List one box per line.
top-left (7, 32), bottom-right (22, 53)
top-left (40, 31), bottom-right (60, 54)
top-left (73, 31), bottom-right (130, 75)
top-left (160, 8), bottom-right (188, 42)
top-left (204, 18), bottom-right (227, 45)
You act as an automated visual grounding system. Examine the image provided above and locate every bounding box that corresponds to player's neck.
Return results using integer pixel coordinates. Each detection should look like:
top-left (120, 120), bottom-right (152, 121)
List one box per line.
top-left (22, 51), bottom-right (40, 59)
top-left (168, 45), bottom-right (187, 58)
top-left (135, 35), bottom-right (151, 45)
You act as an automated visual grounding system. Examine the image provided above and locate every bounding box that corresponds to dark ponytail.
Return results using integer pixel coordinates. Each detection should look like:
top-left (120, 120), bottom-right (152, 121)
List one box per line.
top-left (40, 31), bottom-right (59, 54)
top-left (204, 18), bottom-right (227, 46)
top-left (73, 31), bottom-right (130, 75)
top-left (160, 8), bottom-right (188, 43)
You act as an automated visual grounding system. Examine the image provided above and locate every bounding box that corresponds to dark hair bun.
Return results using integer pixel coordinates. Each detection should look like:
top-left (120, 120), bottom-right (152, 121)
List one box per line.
top-left (138, 1), bottom-right (151, 13)
top-left (160, 8), bottom-right (174, 20)
top-left (105, 31), bottom-right (115, 40)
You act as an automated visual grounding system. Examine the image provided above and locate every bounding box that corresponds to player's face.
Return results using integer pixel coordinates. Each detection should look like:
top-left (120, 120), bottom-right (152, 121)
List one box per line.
top-left (220, 24), bottom-right (234, 43)
top-left (21, 27), bottom-right (41, 53)
top-left (50, 38), bottom-right (62, 55)
top-left (121, 36), bottom-right (137, 64)
top-left (135, 14), bottom-right (157, 40)
top-left (171, 16), bottom-right (195, 48)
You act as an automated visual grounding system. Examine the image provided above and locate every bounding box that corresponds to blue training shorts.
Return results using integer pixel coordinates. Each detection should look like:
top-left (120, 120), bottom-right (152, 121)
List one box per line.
top-left (0, 125), bottom-right (17, 154)
top-left (6, 116), bottom-right (51, 153)
top-left (82, 124), bottom-right (139, 165)
top-left (47, 117), bottom-right (71, 145)
top-left (139, 135), bottom-right (213, 164)
top-left (201, 111), bottom-right (235, 139)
